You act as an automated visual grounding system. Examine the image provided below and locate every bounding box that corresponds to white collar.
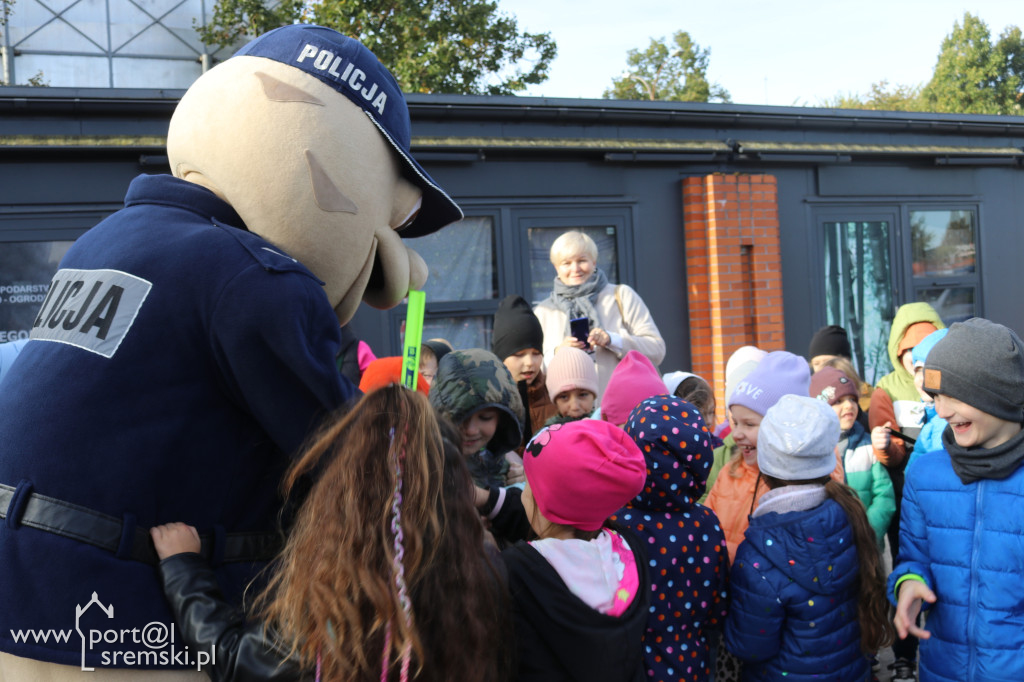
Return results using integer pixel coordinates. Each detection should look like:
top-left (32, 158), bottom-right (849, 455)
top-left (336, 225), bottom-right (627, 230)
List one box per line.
top-left (752, 483), bottom-right (828, 518)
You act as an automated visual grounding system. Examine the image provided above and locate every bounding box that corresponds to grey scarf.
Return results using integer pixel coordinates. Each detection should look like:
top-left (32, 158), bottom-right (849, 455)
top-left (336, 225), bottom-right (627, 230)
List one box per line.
top-left (943, 422), bottom-right (1024, 484)
top-left (548, 268), bottom-right (610, 335)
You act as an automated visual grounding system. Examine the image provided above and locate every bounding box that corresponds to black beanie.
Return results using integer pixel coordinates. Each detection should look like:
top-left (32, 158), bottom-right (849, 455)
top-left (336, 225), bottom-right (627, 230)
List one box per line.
top-left (923, 317), bottom-right (1024, 423)
top-left (422, 339), bottom-right (452, 364)
top-left (492, 295), bottom-right (544, 361)
top-left (808, 325), bottom-right (852, 359)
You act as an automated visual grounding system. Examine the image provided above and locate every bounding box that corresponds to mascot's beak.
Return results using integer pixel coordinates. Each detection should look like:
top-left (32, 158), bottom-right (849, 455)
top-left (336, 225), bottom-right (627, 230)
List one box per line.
top-left (333, 226), bottom-right (428, 324)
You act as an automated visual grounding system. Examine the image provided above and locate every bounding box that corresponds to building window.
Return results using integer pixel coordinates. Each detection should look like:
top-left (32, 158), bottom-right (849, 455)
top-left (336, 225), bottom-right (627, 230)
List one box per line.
top-left (0, 240), bottom-right (74, 342)
top-left (383, 204), bottom-right (634, 356)
top-left (525, 225), bottom-right (620, 304)
top-left (817, 205), bottom-right (981, 385)
top-left (392, 214), bottom-right (499, 352)
top-left (415, 216), bottom-right (499, 304)
top-left (909, 209), bottom-right (979, 324)
top-left (822, 220), bottom-right (894, 385)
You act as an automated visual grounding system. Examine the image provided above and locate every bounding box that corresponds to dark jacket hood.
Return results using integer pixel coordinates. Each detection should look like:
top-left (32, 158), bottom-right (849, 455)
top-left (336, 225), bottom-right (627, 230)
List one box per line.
top-left (502, 526), bottom-right (649, 682)
top-left (429, 348), bottom-right (524, 453)
top-left (624, 395), bottom-right (715, 508)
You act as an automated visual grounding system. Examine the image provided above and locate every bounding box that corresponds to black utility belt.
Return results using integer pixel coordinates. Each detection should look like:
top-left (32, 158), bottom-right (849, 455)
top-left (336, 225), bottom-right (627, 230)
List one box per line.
top-left (0, 482), bottom-right (280, 566)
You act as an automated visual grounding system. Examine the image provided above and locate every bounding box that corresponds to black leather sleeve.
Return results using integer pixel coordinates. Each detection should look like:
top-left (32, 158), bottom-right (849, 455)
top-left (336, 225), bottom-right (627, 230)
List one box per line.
top-left (158, 553), bottom-right (308, 682)
top-left (488, 486), bottom-right (534, 543)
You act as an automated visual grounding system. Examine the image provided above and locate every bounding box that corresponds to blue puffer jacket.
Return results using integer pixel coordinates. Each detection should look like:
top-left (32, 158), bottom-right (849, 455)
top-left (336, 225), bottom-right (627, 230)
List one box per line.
top-left (888, 446), bottom-right (1024, 682)
top-left (725, 490), bottom-right (868, 681)
top-left (908, 403), bottom-right (947, 466)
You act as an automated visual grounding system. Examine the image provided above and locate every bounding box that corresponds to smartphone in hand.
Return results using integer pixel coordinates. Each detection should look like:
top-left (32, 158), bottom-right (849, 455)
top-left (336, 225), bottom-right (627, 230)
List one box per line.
top-left (570, 317), bottom-right (592, 352)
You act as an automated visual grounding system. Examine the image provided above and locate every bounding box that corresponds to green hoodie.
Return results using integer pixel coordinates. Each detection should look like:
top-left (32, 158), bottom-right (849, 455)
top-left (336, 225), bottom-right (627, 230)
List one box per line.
top-left (875, 302), bottom-right (945, 403)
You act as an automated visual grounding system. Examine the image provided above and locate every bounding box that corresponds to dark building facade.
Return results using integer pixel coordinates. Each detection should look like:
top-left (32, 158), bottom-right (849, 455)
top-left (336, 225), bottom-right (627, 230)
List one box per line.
top-left (3, 87), bottom-right (1023, 414)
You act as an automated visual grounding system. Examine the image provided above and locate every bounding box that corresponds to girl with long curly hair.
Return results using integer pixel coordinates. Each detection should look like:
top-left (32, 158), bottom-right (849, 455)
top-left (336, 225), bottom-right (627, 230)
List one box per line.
top-left (724, 396), bottom-right (894, 681)
top-left (151, 384), bottom-right (509, 681)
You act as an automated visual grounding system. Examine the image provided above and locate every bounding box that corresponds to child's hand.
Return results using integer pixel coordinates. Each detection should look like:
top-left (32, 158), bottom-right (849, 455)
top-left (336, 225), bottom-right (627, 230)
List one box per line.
top-left (504, 451), bottom-right (525, 485)
top-left (560, 335), bottom-right (587, 351)
top-left (871, 422), bottom-right (892, 452)
top-left (894, 579), bottom-right (936, 640)
top-left (151, 523), bottom-right (201, 560)
top-left (474, 485), bottom-right (491, 509)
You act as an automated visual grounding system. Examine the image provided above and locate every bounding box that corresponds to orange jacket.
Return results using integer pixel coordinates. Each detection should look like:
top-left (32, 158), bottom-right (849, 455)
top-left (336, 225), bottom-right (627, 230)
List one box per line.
top-left (706, 451), bottom-right (846, 565)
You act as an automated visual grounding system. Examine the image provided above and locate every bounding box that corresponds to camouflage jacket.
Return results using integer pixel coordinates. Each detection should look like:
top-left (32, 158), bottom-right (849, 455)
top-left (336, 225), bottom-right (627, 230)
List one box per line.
top-left (429, 348), bottom-right (525, 463)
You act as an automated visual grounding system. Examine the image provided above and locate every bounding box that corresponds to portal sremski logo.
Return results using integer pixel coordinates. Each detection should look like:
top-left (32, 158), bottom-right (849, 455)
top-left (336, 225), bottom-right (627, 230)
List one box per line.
top-left (73, 591), bottom-right (214, 672)
top-left (75, 592), bottom-right (114, 671)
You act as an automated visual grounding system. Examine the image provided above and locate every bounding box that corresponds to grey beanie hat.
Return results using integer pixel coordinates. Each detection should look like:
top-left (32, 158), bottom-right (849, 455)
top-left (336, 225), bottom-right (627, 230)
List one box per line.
top-left (757, 395), bottom-right (840, 481)
top-left (923, 317), bottom-right (1024, 423)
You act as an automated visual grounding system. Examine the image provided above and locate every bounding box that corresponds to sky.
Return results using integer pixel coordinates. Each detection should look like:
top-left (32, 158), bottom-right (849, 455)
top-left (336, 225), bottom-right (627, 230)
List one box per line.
top-left (498, 0), bottom-right (1023, 106)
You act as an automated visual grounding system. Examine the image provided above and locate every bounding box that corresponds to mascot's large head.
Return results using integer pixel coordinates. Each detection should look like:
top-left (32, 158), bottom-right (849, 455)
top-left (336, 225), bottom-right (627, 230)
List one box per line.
top-left (166, 25), bottom-right (462, 324)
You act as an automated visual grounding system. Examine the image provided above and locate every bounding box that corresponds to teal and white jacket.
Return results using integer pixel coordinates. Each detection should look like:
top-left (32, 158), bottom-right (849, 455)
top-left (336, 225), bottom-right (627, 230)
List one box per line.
top-left (840, 420), bottom-right (895, 550)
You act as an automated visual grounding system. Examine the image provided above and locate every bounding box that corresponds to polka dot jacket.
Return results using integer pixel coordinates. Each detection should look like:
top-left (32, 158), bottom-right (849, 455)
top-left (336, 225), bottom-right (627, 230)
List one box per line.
top-left (614, 396), bottom-right (729, 682)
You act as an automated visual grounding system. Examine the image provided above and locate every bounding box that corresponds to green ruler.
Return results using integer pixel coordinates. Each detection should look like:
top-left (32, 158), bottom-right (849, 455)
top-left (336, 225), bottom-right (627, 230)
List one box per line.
top-left (400, 290), bottom-right (426, 389)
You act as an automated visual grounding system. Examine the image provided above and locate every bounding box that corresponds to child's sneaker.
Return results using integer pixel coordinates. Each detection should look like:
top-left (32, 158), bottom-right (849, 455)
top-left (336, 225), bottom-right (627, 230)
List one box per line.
top-left (888, 657), bottom-right (917, 682)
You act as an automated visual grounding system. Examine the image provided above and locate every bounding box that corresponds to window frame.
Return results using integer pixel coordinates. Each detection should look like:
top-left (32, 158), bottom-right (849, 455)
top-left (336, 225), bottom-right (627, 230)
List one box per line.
top-left (809, 200), bottom-right (985, 383)
top-left (902, 203), bottom-right (982, 324)
top-left (0, 210), bottom-right (100, 341)
top-left (811, 206), bottom-right (900, 385)
top-left (512, 204), bottom-right (635, 307)
top-left (387, 208), bottom-right (503, 352)
top-left (383, 201), bottom-right (637, 355)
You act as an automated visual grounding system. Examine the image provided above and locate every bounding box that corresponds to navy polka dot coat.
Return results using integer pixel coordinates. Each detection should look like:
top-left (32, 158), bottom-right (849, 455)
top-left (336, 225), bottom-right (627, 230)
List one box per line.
top-left (615, 396), bottom-right (729, 682)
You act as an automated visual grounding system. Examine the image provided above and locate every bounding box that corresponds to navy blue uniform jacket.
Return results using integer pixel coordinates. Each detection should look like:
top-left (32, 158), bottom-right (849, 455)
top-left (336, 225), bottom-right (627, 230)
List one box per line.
top-left (0, 175), bottom-right (356, 667)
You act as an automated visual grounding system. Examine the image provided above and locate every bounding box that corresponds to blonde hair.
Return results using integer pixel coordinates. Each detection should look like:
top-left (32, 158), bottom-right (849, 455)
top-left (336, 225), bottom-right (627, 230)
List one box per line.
top-left (824, 356), bottom-right (862, 387)
top-left (549, 231), bottom-right (598, 266)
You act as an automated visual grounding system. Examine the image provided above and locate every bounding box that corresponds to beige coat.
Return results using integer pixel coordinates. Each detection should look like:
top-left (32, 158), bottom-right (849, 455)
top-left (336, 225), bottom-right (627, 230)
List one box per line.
top-left (534, 283), bottom-right (666, 401)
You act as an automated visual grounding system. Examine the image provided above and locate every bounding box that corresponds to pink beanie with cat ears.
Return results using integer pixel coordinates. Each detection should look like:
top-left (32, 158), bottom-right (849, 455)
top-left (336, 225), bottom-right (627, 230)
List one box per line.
top-left (523, 420), bottom-right (646, 532)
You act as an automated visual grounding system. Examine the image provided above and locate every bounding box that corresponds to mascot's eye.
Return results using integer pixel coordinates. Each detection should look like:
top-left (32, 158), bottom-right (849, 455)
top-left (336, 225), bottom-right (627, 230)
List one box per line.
top-left (254, 72), bottom-right (324, 106)
top-left (305, 150), bottom-right (358, 214)
top-left (392, 197), bottom-right (422, 231)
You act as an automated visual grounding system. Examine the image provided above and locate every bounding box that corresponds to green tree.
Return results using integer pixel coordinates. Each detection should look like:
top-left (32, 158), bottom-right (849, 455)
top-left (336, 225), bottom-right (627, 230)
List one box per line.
top-left (197, 0), bottom-right (556, 95)
top-left (1, 0), bottom-right (47, 86)
top-left (603, 31), bottom-right (730, 103)
top-left (819, 80), bottom-right (923, 111)
top-left (920, 12), bottom-right (1024, 114)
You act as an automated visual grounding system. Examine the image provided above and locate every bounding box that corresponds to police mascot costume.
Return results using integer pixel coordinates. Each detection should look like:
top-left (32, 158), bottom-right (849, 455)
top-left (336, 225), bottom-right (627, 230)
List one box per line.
top-left (0, 25), bottom-right (460, 680)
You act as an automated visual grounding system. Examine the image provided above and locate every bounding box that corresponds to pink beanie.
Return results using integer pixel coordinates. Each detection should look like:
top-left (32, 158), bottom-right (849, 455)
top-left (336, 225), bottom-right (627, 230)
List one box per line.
top-left (728, 350), bottom-right (810, 416)
top-left (809, 366), bottom-right (858, 406)
top-left (523, 420), bottom-right (646, 531)
top-left (545, 347), bottom-right (598, 401)
top-left (601, 350), bottom-right (668, 426)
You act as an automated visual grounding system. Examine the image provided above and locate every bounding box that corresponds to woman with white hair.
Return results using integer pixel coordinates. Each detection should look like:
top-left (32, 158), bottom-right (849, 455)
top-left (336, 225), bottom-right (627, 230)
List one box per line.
top-left (534, 231), bottom-right (665, 400)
